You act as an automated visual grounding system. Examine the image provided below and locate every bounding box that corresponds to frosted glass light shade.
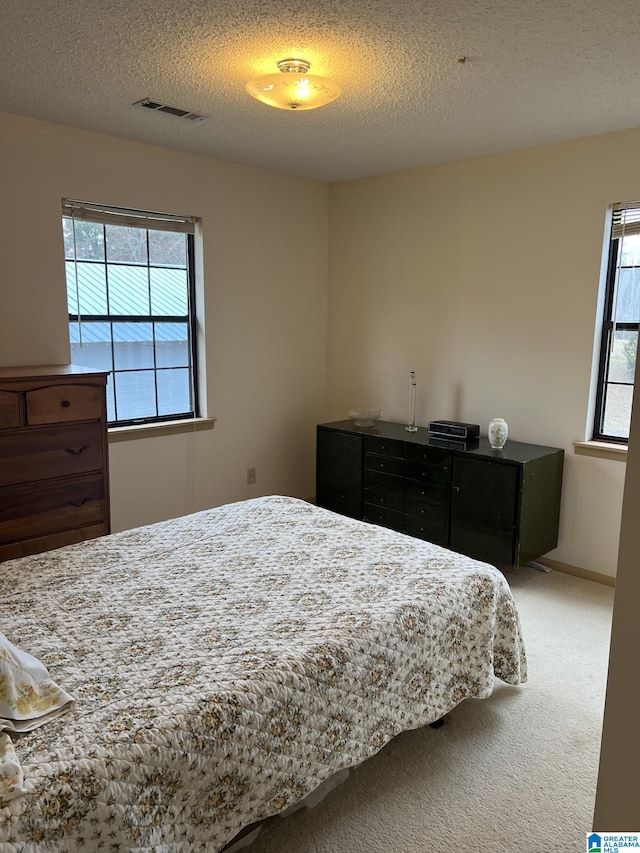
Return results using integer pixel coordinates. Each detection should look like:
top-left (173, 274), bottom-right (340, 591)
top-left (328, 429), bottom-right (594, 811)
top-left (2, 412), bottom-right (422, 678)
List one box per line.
top-left (246, 59), bottom-right (341, 111)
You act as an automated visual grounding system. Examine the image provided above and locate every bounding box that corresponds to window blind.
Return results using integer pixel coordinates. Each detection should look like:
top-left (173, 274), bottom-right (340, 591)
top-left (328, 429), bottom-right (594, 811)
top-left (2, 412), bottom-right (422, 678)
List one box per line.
top-left (61, 199), bottom-right (196, 234)
top-left (611, 202), bottom-right (640, 239)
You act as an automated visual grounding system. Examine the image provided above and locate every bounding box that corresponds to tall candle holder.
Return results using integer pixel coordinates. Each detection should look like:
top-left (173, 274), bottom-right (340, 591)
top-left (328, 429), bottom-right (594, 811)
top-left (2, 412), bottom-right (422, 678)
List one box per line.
top-left (406, 370), bottom-right (418, 432)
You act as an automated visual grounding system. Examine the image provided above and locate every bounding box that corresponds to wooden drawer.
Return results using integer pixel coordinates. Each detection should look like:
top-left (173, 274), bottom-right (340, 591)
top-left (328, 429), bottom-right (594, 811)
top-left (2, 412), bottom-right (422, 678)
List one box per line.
top-left (405, 444), bottom-right (449, 467)
top-left (405, 481), bottom-right (448, 510)
top-left (405, 500), bottom-right (448, 525)
top-left (0, 473), bottom-right (106, 545)
top-left (0, 523), bottom-right (108, 562)
top-left (365, 453), bottom-right (405, 477)
top-left (0, 391), bottom-right (22, 429)
top-left (365, 469), bottom-right (404, 495)
top-left (25, 384), bottom-right (103, 425)
top-left (405, 461), bottom-right (450, 487)
top-left (365, 487), bottom-right (404, 512)
top-left (364, 504), bottom-right (404, 531)
top-left (0, 421), bottom-right (104, 487)
top-left (404, 513), bottom-right (448, 546)
top-left (365, 436), bottom-right (405, 459)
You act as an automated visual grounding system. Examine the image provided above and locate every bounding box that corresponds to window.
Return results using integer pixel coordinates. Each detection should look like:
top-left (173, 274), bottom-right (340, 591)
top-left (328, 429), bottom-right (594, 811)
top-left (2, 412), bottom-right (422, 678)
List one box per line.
top-left (62, 200), bottom-right (198, 426)
top-left (593, 203), bottom-right (640, 443)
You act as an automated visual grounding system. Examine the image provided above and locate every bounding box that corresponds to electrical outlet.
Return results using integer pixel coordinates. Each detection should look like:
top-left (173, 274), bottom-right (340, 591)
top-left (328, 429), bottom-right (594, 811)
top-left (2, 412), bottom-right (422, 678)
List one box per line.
top-left (247, 467), bottom-right (256, 485)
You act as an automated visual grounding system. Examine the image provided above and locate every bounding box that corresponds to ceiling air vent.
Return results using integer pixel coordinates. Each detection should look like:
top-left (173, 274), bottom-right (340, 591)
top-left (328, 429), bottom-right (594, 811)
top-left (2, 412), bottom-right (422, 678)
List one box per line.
top-left (134, 98), bottom-right (209, 122)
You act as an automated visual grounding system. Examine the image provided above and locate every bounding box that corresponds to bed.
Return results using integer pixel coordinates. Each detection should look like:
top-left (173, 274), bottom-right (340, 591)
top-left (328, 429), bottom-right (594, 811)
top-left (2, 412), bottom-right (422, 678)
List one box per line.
top-left (0, 495), bottom-right (526, 852)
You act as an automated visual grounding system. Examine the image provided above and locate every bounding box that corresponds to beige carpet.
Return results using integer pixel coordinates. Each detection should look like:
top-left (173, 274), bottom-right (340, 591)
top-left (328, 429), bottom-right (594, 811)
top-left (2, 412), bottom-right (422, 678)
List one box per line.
top-left (248, 566), bottom-right (614, 853)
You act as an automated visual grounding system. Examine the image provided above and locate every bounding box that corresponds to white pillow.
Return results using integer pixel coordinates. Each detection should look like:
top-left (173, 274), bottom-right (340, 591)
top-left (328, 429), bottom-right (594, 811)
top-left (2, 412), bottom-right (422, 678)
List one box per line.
top-left (0, 731), bottom-right (25, 802)
top-left (0, 632), bottom-right (74, 803)
top-left (0, 632), bottom-right (74, 733)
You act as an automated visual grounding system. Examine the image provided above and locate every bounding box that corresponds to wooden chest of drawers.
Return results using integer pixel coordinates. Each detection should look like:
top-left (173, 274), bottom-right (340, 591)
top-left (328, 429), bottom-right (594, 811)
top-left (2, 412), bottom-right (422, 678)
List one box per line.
top-left (0, 365), bottom-right (110, 561)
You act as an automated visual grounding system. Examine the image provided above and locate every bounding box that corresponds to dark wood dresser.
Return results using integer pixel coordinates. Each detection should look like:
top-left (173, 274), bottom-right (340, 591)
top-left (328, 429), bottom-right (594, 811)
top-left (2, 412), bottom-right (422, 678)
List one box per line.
top-left (0, 365), bottom-right (110, 561)
top-left (316, 419), bottom-right (564, 568)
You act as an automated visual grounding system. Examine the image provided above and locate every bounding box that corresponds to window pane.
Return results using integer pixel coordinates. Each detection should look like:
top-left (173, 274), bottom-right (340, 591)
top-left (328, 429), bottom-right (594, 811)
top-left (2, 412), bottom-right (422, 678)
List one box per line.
top-left (64, 207), bottom-right (196, 426)
top-left (603, 383), bottom-right (633, 438)
top-left (112, 322), bottom-right (154, 370)
top-left (614, 268), bottom-right (640, 323)
top-left (62, 218), bottom-right (75, 260)
top-left (608, 330), bottom-right (637, 383)
top-left (157, 368), bottom-right (191, 416)
top-left (620, 233), bottom-right (640, 267)
top-left (106, 374), bottom-right (116, 422)
top-left (150, 268), bottom-right (188, 315)
top-left (63, 219), bottom-right (105, 261)
top-left (107, 266), bottom-right (150, 315)
top-left (113, 371), bottom-right (157, 421)
top-left (156, 323), bottom-right (189, 367)
top-left (66, 262), bottom-right (78, 314)
top-left (149, 230), bottom-right (186, 267)
top-left (105, 224), bottom-right (147, 264)
top-left (70, 322), bottom-right (113, 371)
top-left (66, 261), bottom-right (108, 315)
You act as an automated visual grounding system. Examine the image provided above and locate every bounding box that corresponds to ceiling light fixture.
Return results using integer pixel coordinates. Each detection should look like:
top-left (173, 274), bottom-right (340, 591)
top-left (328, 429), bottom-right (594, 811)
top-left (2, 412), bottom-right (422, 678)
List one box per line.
top-left (246, 59), bottom-right (341, 111)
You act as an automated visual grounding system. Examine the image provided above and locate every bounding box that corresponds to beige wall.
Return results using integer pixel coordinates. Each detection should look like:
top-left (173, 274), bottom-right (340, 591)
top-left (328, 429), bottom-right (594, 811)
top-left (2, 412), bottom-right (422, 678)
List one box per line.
top-left (1, 109), bottom-right (635, 576)
top-left (0, 111), bottom-right (329, 529)
top-left (328, 129), bottom-right (640, 577)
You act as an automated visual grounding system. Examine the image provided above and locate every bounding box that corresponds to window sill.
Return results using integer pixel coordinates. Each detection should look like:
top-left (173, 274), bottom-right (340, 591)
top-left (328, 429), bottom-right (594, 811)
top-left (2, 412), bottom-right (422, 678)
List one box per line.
top-left (573, 440), bottom-right (627, 462)
top-left (108, 417), bottom-right (216, 443)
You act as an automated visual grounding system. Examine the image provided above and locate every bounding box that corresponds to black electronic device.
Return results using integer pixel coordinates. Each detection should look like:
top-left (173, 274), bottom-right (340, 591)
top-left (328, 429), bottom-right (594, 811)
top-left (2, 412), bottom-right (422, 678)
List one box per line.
top-left (428, 419), bottom-right (480, 440)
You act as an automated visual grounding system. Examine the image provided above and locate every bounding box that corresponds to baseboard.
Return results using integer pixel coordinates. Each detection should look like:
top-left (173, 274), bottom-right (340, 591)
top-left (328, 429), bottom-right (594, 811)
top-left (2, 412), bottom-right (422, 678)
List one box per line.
top-left (536, 557), bottom-right (615, 587)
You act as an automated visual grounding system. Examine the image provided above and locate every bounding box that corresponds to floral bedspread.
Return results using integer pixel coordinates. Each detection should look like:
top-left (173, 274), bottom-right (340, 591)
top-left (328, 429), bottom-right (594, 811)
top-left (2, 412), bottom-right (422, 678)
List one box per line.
top-left (0, 495), bottom-right (526, 852)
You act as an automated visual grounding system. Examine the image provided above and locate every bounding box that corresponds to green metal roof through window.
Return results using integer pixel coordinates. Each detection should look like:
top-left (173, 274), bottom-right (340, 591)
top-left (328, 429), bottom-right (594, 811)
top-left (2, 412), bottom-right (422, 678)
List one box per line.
top-left (66, 262), bottom-right (188, 318)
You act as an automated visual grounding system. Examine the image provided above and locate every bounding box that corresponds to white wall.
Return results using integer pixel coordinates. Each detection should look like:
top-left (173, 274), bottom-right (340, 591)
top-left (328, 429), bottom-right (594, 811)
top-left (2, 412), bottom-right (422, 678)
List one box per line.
top-left (328, 128), bottom-right (640, 577)
top-left (1, 110), bottom-right (634, 576)
top-left (0, 112), bottom-right (329, 530)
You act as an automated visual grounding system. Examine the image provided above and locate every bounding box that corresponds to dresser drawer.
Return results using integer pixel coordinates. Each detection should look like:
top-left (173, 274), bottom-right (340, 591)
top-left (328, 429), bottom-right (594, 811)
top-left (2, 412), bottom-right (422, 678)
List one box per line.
top-left (405, 444), bottom-right (449, 467)
top-left (365, 436), bottom-right (405, 459)
top-left (365, 487), bottom-right (404, 512)
top-left (405, 481), bottom-right (448, 510)
top-left (404, 513), bottom-right (448, 546)
top-left (25, 384), bottom-right (103, 425)
top-left (364, 504), bottom-right (404, 531)
top-left (365, 454), bottom-right (405, 477)
top-left (0, 421), bottom-right (104, 487)
top-left (405, 461), bottom-right (450, 487)
top-left (0, 391), bottom-right (22, 429)
top-left (0, 473), bottom-right (106, 545)
top-left (365, 469), bottom-right (404, 495)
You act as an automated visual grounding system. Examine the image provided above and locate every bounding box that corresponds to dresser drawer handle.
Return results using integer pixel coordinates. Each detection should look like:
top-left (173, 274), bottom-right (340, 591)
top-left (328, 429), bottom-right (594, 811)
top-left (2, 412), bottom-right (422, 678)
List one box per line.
top-left (61, 400), bottom-right (71, 408)
top-left (69, 497), bottom-right (91, 507)
top-left (64, 445), bottom-right (89, 455)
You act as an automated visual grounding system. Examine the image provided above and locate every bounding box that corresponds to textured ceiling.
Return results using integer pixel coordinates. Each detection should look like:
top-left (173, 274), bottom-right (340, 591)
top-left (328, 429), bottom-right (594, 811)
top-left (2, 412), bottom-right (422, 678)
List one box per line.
top-left (1, 0), bottom-right (639, 182)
